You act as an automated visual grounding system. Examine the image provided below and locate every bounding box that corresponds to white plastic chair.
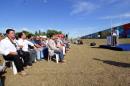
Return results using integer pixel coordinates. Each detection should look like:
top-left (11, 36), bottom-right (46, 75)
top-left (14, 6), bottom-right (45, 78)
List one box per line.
top-left (48, 50), bottom-right (59, 63)
top-left (63, 46), bottom-right (66, 55)
top-left (3, 60), bottom-right (18, 75)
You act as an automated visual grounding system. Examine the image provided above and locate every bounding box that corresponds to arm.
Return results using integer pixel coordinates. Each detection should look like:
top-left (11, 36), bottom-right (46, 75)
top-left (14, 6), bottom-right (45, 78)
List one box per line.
top-left (0, 40), bottom-right (17, 56)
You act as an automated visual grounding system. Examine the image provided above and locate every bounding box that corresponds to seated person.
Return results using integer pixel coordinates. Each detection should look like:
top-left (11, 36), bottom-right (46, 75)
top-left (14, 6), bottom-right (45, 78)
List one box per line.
top-left (48, 36), bottom-right (65, 63)
top-left (17, 32), bottom-right (35, 68)
top-left (0, 29), bottom-right (27, 76)
top-left (33, 36), bottom-right (45, 61)
top-left (27, 34), bottom-right (37, 63)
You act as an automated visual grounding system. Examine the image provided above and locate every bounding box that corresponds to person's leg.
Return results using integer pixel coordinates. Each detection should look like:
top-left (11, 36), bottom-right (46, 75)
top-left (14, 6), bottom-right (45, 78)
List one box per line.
top-left (3, 55), bottom-right (24, 72)
top-left (54, 50), bottom-right (64, 61)
top-left (42, 47), bottom-right (49, 59)
top-left (40, 48), bottom-right (44, 59)
top-left (116, 36), bottom-right (119, 45)
top-left (36, 50), bottom-right (41, 60)
top-left (112, 36), bottom-right (114, 46)
top-left (21, 52), bottom-right (31, 66)
top-left (31, 49), bottom-right (37, 62)
top-left (113, 36), bottom-right (116, 46)
top-left (29, 50), bottom-right (33, 64)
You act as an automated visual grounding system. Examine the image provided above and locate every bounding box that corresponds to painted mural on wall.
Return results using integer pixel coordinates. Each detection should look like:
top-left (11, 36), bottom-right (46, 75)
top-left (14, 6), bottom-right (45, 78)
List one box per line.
top-left (81, 23), bottom-right (130, 39)
top-left (116, 23), bottom-right (130, 38)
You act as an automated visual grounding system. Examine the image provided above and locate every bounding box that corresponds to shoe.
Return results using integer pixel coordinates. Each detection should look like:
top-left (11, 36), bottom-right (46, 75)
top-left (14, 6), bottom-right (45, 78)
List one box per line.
top-left (19, 71), bottom-right (28, 76)
top-left (59, 60), bottom-right (66, 63)
top-left (26, 65), bottom-right (32, 68)
top-left (24, 65), bottom-right (32, 69)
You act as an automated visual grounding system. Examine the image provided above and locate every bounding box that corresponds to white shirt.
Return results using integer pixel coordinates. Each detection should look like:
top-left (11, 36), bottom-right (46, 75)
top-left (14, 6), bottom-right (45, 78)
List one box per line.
top-left (0, 37), bottom-right (17, 56)
top-left (112, 31), bottom-right (117, 36)
top-left (17, 38), bottom-right (34, 52)
top-left (48, 39), bottom-right (59, 51)
top-left (56, 39), bottom-right (64, 47)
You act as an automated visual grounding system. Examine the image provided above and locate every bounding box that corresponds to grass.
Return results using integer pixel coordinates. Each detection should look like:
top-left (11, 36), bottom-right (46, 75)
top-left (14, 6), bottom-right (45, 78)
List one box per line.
top-left (1, 38), bottom-right (130, 86)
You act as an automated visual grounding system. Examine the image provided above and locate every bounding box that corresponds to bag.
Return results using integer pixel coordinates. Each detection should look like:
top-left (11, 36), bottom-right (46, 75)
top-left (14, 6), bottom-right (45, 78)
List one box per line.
top-left (90, 42), bottom-right (96, 46)
top-left (28, 45), bottom-right (34, 49)
top-left (17, 48), bottom-right (24, 56)
top-left (7, 37), bottom-right (24, 57)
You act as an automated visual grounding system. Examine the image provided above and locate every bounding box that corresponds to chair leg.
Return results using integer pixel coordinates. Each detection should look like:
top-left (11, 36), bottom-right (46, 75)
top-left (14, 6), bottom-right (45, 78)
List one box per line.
top-left (12, 62), bottom-right (18, 75)
top-left (55, 54), bottom-right (59, 63)
top-left (63, 47), bottom-right (66, 55)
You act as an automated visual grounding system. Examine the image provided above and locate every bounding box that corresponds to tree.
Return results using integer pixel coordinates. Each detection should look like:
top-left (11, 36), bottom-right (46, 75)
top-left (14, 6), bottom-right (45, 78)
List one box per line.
top-left (41, 32), bottom-right (46, 35)
top-left (39, 30), bottom-right (41, 35)
top-left (35, 31), bottom-right (38, 36)
top-left (16, 30), bottom-right (34, 38)
top-left (23, 30), bottom-right (34, 36)
top-left (46, 29), bottom-right (62, 38)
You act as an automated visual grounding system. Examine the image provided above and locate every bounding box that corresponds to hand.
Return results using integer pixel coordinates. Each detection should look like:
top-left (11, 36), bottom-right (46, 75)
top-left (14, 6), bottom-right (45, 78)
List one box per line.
top-left (19, 45), bottom-right (23, 48)
top-left (10, 52), bottom-right (17, 55)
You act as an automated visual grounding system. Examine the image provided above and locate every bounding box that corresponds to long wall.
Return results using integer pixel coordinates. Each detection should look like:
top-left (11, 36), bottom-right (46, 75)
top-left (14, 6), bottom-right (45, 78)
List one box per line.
top-left (81, 23), bottom-right (130, 39)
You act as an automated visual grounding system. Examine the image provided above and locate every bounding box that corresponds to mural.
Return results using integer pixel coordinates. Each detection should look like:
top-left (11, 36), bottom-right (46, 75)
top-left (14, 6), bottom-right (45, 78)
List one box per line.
top-left (117, 23), bottom-right (130, 38)
top-left (81, 23), bottom-right (130, 39)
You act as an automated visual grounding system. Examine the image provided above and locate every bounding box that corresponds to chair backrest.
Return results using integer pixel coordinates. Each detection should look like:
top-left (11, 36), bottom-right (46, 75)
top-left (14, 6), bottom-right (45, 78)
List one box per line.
top-left (48, 50), bottom-right (55, 56)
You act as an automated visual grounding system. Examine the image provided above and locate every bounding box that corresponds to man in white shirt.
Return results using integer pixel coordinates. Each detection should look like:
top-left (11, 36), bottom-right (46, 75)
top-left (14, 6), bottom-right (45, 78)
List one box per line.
top-left (112, 28), bottom-right (118, 46)
top-left (17, 32), bottom-right (34, 67)
top-left (0, 29), bottom-right (26, 75)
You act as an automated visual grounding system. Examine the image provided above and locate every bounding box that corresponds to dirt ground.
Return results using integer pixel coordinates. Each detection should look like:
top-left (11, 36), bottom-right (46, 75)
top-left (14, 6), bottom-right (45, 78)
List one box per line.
top-left (1, 39), bottom-right (130, 86)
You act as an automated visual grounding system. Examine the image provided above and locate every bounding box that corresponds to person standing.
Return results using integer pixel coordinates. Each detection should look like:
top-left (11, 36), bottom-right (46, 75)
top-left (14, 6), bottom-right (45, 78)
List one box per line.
top-left (112, 28), bottom-right (118, 46)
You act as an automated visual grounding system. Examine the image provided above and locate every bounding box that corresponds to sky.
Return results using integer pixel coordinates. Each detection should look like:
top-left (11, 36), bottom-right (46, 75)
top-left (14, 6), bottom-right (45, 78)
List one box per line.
top-left (0, 0), bottom-right (130, 38)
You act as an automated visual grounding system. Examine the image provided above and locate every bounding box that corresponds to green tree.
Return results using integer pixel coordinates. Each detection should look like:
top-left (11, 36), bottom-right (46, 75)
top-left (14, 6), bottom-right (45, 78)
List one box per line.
top-left (39, 30), bottom-right (41, 35)
top-left (46, 29), bottom-right (62, 38)
top-left (35, 31), bottom-right (38, 36)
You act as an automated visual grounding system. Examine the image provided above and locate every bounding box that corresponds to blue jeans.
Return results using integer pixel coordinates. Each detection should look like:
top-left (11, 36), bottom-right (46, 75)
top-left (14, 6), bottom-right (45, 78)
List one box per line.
top-left (54, 50), bottom-right (64, 61)
top-left (0, 78), bottom-right (2, 86)
top-left (36, 48), bottom-right (44, 60)
top-left (42, 47), bottom-right (49, 59)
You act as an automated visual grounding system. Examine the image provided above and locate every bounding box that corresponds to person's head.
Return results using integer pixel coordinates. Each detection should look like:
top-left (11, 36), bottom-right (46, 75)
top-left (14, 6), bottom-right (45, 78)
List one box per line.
top-left (27, 34), bottom-right (33, 40)
top-left (18, 32), bottom-right (26, 39)
top-left (36, 36), bottom-right (40, 40)
top-left (6, 29), bottom-right (15, 39)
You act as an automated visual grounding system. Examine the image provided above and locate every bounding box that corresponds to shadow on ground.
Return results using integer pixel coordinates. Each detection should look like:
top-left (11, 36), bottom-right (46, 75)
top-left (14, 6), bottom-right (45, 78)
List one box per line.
top-left (93, 58), bottom-right (130, 68)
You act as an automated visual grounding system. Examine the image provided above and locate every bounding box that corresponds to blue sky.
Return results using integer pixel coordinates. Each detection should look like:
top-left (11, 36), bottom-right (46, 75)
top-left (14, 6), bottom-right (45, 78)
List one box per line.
top-left (0, 0), bottom-right (130, 38)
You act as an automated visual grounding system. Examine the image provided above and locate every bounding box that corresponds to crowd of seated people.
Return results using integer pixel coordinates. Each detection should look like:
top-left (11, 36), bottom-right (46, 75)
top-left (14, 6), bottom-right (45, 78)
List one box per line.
top-left (0, 29), bottom-right (70, 76)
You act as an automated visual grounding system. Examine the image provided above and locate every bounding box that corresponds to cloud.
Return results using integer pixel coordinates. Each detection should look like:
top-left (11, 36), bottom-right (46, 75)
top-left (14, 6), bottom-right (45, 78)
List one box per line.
top-left (70, 1), bottom-right (99, 16)
top-left (100, 12), bottom-right (130, 20)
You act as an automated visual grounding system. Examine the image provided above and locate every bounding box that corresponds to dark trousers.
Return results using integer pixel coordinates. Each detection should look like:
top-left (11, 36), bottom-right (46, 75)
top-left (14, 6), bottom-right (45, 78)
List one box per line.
top-left (21, 51), bottom-right (32, 66)
top-left (29, 49), bottom-right (37, 63)
top-left (43, 47), bottom-right (49, 59)
top-left (3, 55), bottom-right (24, 72)
top-left (112, 36), bottom-right (117, 46)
